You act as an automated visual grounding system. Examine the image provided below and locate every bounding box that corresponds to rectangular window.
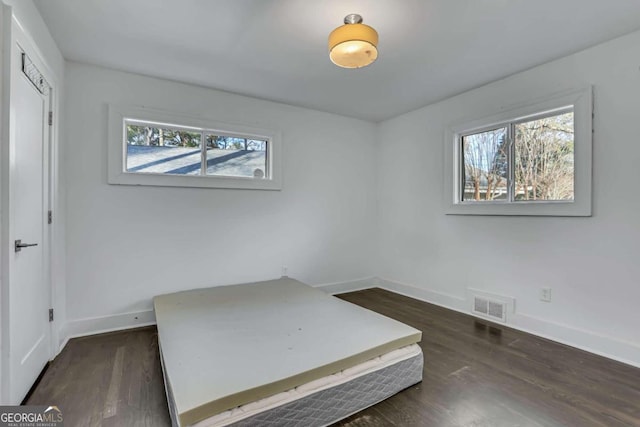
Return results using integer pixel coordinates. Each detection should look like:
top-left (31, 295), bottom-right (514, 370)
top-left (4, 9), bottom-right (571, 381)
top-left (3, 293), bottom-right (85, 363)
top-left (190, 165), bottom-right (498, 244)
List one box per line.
top-left (108, 105), bottom-right (281, 190)
top-left (125, 121), bottom-right (268, 179)
top-left (445, 86), bottom-right (591, 216)
top-left (460, 110), bottom-right (574, 203)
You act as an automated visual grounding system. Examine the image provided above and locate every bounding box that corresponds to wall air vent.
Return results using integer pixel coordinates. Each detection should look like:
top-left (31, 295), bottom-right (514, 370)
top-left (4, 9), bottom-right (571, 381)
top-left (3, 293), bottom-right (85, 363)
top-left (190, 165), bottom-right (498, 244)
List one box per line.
top-left (467, 289), bottom-right (514, 323)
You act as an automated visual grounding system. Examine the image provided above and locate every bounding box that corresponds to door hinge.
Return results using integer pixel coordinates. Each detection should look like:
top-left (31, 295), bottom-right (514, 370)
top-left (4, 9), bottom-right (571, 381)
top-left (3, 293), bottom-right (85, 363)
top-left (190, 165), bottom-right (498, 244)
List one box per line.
top-left (48, 210), bottom-right (52, 224)
top-left (49, 308), bottom-right (54, 322)
top-left (48, 111), bottom-right (53, 126)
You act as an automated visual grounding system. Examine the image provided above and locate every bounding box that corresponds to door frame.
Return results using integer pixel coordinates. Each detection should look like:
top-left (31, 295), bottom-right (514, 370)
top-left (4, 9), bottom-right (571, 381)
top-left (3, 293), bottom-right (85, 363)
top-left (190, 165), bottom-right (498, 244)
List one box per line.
top-left (0, 8), bottom-right (61, 404)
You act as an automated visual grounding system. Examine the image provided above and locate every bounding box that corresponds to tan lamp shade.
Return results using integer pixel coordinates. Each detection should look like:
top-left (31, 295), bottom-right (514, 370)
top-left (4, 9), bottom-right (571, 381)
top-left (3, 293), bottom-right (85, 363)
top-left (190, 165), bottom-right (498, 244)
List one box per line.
top-left (328, 16), bottom-right (378, 69)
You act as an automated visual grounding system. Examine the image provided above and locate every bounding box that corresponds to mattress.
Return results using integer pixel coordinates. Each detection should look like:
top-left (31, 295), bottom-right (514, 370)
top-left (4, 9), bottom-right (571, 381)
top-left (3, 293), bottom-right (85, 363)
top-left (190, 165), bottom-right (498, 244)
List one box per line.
top-left (185, 344), bottom-right (423, 426)
top-left (154, 278), bottom-right (422, 426)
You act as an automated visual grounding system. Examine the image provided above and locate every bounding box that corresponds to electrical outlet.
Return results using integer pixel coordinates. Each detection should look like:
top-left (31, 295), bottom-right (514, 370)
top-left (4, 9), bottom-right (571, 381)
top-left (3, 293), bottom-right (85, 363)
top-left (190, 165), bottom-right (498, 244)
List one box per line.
top-left (281, 266), bottom-right (288, 277)
top-left (540, 287), bottom-right (552, 302)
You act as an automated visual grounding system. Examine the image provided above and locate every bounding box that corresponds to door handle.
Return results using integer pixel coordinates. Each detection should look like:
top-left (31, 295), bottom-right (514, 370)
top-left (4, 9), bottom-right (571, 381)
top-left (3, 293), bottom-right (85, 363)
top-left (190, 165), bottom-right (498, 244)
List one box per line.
top-left (15, 240), bottom-right (38, 253)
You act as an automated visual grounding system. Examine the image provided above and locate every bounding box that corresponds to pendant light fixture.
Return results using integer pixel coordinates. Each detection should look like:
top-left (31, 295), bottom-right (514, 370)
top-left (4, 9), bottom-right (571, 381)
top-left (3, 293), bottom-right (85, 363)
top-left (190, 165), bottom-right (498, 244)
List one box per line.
top-left (328, 14), bottom-right (378, 69)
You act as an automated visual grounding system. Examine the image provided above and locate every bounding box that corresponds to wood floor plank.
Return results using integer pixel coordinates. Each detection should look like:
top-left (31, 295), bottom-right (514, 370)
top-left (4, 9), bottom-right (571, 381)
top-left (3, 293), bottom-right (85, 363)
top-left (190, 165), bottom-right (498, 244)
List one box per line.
top-left (27, 288), bottom-right (640, 426)
top-left (103, 346), bottom-right (125, 418)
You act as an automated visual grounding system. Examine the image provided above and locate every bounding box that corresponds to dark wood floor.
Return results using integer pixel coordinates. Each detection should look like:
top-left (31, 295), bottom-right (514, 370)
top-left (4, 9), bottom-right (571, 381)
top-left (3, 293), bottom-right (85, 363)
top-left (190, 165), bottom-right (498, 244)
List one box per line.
top-left (28, 288), bottom-right (640, 426)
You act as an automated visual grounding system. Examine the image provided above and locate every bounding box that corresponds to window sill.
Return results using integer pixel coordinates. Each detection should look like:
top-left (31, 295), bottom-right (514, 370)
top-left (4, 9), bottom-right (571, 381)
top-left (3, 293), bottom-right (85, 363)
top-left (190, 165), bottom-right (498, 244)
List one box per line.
top-left (445, 200), bottom-right (591, 217)
top-left (108, 171), bottom-right (282, 191)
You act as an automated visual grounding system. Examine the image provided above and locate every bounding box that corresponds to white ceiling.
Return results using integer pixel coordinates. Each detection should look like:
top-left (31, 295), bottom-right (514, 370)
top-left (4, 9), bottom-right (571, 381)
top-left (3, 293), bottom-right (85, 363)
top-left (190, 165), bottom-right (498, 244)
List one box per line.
top-left (35, 0), bottom-right (640, 122)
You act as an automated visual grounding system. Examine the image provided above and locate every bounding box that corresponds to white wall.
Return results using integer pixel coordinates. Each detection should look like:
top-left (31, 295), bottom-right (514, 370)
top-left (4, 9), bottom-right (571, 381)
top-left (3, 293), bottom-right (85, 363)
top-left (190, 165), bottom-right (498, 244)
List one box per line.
top-left (63, 63), bottom-right (377, 335)
top-left (375, 30), bottom-right (640, 366)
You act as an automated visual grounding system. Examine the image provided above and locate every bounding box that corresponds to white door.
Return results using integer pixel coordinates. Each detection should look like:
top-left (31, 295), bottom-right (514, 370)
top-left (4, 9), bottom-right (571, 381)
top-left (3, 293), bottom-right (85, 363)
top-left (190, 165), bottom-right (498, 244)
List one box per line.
top-left (8, 24), bottom-right (52, 403)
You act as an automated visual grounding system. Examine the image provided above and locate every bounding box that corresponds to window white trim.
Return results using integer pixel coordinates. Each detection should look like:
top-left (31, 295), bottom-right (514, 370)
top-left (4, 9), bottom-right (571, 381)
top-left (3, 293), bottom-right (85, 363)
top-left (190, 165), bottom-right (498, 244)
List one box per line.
top-left (108, 104), bottom-right (282, 190)
top-left (444, 86), bottom-right (592, 216)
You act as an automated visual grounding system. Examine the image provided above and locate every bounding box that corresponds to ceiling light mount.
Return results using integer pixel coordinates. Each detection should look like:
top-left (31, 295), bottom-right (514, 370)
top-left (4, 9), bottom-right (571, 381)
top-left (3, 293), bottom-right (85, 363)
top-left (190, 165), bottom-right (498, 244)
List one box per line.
top-left (343, 14), bottom-right (363, 25)
top-left (328, 14), bottom-right (378, 69)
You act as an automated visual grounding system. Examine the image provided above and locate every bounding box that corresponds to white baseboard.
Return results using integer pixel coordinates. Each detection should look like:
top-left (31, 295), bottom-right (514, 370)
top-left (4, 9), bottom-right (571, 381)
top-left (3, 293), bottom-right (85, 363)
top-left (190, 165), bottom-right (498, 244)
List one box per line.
top-left (374, 278), bottom-right (467, 312)
top-left (59, 310), bottom-right (156, 353)
top-left (510, 313), bottom-right (640, 368)
top-left (313, 277), bottom-right (376, 295)
top-left (374, 277), bottom-right (640, 369)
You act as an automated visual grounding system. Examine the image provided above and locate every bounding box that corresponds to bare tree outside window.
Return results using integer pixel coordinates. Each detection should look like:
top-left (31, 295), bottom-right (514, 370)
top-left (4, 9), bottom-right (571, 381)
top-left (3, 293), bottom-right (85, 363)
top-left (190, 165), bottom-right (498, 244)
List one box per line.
top-left (127, 124), bottom-right (201, 148)
top-left (462, 128), bottom-right (508, 201)
top-left (460, 111), bottom-right (574, 203)
top-left (514, 112), bottom-right (574, 201)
